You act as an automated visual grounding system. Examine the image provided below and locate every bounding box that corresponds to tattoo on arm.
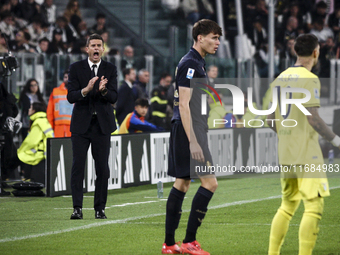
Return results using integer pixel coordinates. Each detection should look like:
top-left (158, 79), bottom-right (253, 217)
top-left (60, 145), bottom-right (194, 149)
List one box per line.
top-left (306, 107), bottom-right (336, 141)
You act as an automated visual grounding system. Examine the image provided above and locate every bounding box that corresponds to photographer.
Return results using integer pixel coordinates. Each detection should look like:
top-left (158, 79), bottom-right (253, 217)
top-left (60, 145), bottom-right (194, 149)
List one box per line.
top-left (0, 81), bottom-right (20, 182)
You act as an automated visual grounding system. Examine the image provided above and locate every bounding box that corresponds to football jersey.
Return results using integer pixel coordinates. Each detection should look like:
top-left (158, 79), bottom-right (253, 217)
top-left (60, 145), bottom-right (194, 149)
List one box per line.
top-left (172, 47), bottom-right (209, 130)
top-left (270, 66), bottom-right (323, 165)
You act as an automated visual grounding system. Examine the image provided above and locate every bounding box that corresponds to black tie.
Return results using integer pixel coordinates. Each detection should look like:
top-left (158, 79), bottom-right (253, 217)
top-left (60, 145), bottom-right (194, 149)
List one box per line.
top-left (91, 64), bottom-right (97, 78)
top-left (89, 64), bottom-right (97, 114)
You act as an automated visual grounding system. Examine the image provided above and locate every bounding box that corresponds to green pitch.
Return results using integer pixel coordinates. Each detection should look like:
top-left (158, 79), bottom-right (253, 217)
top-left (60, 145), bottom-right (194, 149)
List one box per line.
top-left (0, 176), bottom-right (339, 255)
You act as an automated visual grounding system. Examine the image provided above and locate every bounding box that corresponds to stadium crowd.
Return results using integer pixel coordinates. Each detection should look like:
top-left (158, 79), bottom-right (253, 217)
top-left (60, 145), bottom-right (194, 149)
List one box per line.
top-left (0, 0), bottom-right (339, 182)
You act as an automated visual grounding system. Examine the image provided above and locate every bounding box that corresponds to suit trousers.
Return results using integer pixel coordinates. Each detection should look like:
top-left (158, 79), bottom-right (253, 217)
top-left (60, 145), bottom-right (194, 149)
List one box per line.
top-left (71, 115), bottom-right (111, 210)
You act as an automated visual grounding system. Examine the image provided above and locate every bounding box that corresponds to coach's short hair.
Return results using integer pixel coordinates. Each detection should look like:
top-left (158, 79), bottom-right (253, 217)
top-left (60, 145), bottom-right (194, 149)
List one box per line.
top-left (86, 33), bottom-right (104, 47)
top-left (192, 19), bottom-right (222, 42)
top-left (135, 98), bottom-right (149, 107)
top-left (294, 34), bottom-right (319, 57)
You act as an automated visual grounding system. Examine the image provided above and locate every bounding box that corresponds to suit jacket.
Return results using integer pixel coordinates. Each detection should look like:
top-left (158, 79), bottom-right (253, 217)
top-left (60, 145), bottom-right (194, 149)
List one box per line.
top-left (67, 58), bottom-right (118, 134)
top-left (116, 81), bottom-right (135, 125)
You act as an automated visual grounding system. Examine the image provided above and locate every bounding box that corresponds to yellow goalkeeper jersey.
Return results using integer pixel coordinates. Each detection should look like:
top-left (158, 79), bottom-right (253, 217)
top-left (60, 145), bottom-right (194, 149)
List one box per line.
top-left (270, 66), bottom-right (324, 166)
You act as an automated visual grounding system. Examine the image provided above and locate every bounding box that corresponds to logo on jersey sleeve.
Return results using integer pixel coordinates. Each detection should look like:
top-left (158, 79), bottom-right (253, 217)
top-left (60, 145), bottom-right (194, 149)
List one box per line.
top-left (186, 68), bottom-right (195, 79)
top-left (314, 88), bottom-right (320, 99)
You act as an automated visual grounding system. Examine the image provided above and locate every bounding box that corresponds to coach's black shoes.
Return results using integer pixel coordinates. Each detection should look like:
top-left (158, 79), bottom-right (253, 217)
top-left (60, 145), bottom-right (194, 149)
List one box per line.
top-left (70, 207), bottom-right (83, 220)
top-left (95, 209), bottom-right (107, 219)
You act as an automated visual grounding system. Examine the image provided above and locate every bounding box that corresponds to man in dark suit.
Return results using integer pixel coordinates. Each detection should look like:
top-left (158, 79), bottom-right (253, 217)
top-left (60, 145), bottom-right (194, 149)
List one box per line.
top-left (67, 33), bottom-right (118, 220)
top-left (132, 69), bottom-right (150, 100)
top-left (116, 68), bottom-right (136, 125)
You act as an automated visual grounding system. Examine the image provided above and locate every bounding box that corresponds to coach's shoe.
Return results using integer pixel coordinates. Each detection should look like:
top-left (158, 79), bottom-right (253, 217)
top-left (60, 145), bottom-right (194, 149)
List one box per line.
top-left (95, 209), bottom-right (107, 219)
top-left (70, 207), bottom-right (83, 220)
top-left (161, 242), bottom-right (182, 254)
top-left (181, 241), bottom-right (210, 255)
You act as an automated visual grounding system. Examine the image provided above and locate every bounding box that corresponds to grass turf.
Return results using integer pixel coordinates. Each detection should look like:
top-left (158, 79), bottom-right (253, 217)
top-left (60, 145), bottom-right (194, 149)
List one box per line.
top-left (0, 176), bottom-right (339, 255)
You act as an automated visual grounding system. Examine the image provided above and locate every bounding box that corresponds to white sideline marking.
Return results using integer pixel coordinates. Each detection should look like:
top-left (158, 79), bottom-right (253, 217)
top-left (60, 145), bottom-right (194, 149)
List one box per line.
top-left (54, 200), bottom-right (168, 210)
top-left (62, 196), bottom-right (93, 198)
top-left (1, 185), bottom-right (340, 243)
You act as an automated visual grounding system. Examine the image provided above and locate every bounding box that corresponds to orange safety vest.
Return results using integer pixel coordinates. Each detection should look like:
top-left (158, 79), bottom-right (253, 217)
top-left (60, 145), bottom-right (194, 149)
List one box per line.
top-left (47, 83), bottom-right (73, 136)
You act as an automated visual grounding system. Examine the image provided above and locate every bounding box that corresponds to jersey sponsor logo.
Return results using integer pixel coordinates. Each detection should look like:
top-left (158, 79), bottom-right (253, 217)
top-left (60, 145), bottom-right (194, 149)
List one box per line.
top-left (314, 88), bottom-right (320, 99)
top-left (186, 68), bottom-right (195, 79)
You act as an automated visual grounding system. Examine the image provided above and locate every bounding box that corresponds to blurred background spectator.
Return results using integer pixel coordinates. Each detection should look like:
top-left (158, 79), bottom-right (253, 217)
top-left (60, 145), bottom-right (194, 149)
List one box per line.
top-left (247, 16), bottom-right (267, 51)
top-left (31, 37), bottom-right (49, 54)
top-left (20, 0), bottom-right (40, 24)
top-left (116, 68), bottom-right (137, 126)
top-left (118, 98), bottom-right (163, 134)
top-left (310, 18), bottom-right (334, 43)
top-left (47, 28), bottom-right (66, 54)
top-left (121, 45), bottom-right (135, 70)
top-left (328, 4), bottom-right (340, 42)
top-left (8, 29), bottom-right (31, 53)
top-left (40, 0), bottom-right (56, 26)
top-left (207, 64), bottom-right (218, 86)
top-left (18, 78), bottom-right (46, 139)
top-left (246, 0), bottom-right (268, 30)
top-left (0, 11), bottom-right (16, 40)
top-left (180, 0), bottom-right (214, 25)
top-left (279, 37), bottom-right (297, 70)
top-left (133, 69), bottom-right (150, 100)
top-left (89, 12), bottom-right (107, 35)
top-left (276, 16), bottom-right (298, 50)
top-left (63, 0), bottom-right (82, 33)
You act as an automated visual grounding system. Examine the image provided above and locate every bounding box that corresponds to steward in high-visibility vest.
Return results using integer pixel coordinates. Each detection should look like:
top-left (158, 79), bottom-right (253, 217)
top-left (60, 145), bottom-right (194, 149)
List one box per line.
top-left (17, 102), bottom-right (54, 183)
top-left (47, 72), bottom-right (73, 137)
top-left (149, 73), bottom-right (172, 130)
top-left (18, 107), bottom-right (54, 165)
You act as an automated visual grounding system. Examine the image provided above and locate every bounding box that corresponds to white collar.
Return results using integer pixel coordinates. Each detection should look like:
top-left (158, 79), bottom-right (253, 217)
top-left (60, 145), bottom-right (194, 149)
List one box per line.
top-left (88, 58), bottom-right (101, 69)
top-left (125, 80), bottom-right (132, 88)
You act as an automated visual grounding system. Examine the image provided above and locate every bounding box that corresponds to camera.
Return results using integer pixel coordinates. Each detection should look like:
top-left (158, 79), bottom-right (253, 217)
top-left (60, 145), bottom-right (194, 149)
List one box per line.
top-left (0, 54), bottom-right (19, 76)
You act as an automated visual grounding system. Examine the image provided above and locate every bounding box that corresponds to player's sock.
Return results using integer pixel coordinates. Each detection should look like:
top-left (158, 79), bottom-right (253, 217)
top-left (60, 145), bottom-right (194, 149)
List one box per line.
top-left (299, 197), bottom-right (323, 255)
top-left (268, 199), bottom-right (300, 255)
top-left (183, 186), bottom-right (213, 243)
top-left (165, 187), bottom-right (185, 246)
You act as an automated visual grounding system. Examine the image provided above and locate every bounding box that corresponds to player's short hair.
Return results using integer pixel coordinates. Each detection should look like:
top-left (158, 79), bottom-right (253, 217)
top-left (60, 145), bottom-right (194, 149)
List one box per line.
top-left (32, 102), bottom-right (46, 113)
top-left (123, 68), bottom-right (134, 77)
top-left (192, 19), bottom-right (222, 42)
top-left (294, 34), bottom-right (319, 57)
top-left (86, 33), bottom-right (104, 47)
top-left (135, 98), bottom-right (149, 107)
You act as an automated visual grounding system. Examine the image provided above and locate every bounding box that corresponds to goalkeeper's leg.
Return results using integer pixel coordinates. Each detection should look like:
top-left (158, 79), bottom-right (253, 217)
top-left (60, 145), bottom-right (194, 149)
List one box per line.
top-left (268, 198), bottom-right (301, 255)
top-left (298, 197), bottom-right (324, 255)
